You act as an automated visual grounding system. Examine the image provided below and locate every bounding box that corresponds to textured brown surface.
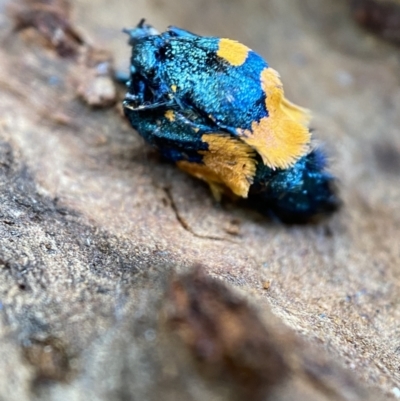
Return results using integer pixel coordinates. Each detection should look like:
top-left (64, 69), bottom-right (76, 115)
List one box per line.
top-left (351, 0), bottom-right (400, 44)
top-left (0, 0), bottom-right (399, 400)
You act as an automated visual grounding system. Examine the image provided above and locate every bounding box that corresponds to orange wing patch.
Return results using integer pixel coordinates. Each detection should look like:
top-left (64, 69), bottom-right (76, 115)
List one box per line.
top-left (280, 97), bottom-right (311, 127)
top-left (177, 133), bottom-right (257, 199)
top-left (176, 161), bottom-right (227, 201)
top-left (217, 38), bottom-right (249, 66)
top-left (238, 67), bottom-right (311, 170)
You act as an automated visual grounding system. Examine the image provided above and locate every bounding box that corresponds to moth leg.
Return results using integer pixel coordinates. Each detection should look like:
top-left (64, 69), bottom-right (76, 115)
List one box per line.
top-left (124, 78), bottom-right (176, 110)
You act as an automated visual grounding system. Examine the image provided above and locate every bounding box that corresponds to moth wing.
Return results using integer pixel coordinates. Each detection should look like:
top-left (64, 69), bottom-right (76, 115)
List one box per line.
top-left (178, 133), bottom-right (257, 198)
top-left (235, 68), bottom-right (311, 170)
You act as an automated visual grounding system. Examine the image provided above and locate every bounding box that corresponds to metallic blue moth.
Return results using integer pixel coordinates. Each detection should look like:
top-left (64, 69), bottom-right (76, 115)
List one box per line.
top-left (123, 20), bottom-right (339, 223)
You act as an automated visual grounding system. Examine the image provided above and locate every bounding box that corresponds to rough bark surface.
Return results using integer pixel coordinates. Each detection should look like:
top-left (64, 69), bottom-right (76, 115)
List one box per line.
top-left (0, 0), bottom-right (399, 400)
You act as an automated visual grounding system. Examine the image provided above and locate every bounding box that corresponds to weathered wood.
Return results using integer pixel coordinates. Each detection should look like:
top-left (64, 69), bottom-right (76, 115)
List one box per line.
top-left (0, 0), bottom-right (399, 400)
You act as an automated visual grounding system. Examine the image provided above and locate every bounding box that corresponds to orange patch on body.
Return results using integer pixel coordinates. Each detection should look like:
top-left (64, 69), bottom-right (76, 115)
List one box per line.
top-left (177, 161), bottom-right (227, 201)
top-left (177, 133), bottom-right (257, 199)
top-left (217, 38), bottom-right (249, 66)
top-left (164, 110), bottom-right (175, 122)
top-left (238, 67), bottom-right (311, 169)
